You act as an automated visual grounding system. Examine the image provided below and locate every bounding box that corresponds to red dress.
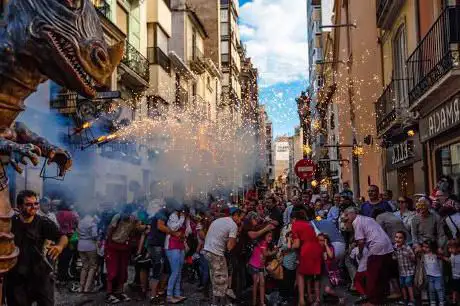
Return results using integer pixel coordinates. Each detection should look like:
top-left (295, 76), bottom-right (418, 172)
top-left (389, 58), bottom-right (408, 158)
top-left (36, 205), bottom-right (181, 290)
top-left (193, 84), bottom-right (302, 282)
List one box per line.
top-left (292, 220), bottom-right (322, 275)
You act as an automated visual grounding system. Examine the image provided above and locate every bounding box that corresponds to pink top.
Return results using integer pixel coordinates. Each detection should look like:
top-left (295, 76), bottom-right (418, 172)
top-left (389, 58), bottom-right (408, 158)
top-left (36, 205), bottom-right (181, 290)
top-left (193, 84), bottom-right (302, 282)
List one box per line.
top-left (249, 240), bottom-right (268, 269)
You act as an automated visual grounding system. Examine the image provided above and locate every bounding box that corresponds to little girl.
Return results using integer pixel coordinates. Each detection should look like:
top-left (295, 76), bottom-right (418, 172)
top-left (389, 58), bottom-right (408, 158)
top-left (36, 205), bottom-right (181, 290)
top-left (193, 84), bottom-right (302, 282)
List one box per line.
top-left (422, 240), bottom-right (445, 306)
top-left (248, 231), bottom-right (277, 306)
top-left (318, 233), bottom-right (345, 304)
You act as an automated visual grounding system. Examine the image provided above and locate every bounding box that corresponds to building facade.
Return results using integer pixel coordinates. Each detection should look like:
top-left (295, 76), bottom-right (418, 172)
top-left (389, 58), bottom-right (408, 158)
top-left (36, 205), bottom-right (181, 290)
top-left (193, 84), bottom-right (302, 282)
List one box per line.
top-left (316, 0), bottom-right (383, 198)
top-left (2, 0), bottom-right (267, 204)
top-left (408, 0), bottom-right (460, 195)
top-left (375, 0), bottom-right (424, 196)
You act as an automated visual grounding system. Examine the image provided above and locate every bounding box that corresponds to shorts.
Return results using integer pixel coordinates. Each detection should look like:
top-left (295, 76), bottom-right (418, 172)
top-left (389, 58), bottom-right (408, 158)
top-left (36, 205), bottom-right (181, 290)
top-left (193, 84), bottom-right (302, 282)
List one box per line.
top-left (451, 278), bottom-right (460, 292)
top-left (148, 246), bottom-right (170, 280)
top-left (248, 265), bottom-right (264, 275)
top-left (399, 275), bottom-right (414, 287)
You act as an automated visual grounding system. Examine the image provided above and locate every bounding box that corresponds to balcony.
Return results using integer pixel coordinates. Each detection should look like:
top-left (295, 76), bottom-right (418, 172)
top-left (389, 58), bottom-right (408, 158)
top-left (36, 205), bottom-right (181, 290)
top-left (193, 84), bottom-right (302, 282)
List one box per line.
top-left (190, 46), bottom-right (206, 74)
top-left (375, 79), bottom-right (407, 136)
top-left (91, 0), bottom-right (111, 19)
top-left (376, 0), bottom-right (405, 29)
top-left (119, 40), bottom-right (149, 88)
top-left (147, 47), bottom-right (171, 72)
top-left (407, 6), bottom-right (460, 109)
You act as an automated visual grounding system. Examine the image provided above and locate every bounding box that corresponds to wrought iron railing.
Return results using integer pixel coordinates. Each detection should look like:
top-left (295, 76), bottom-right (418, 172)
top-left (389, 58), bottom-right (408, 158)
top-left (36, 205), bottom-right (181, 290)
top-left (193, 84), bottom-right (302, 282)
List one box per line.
top-left (147, 47), bottom-right (171, 72)
top-left (91, 0), bottom-right (111, 19)
top-left (375, 78), bottom-right (408, 135)
top-left (121, 41), bottom-right (150, 82)
top-left (406, 6), bottom-right (460, 106)
top-left (192, 46), bottom-right (205, 61)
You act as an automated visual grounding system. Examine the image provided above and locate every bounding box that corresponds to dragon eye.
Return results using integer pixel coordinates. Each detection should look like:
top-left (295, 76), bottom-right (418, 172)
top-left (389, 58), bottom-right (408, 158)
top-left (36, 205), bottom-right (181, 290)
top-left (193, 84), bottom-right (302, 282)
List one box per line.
top-left (63, 0), bottom-right (82, 10)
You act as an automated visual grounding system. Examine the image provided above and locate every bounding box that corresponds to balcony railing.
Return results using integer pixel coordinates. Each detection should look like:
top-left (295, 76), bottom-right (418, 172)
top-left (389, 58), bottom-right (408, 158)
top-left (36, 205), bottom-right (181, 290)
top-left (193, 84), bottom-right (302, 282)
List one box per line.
top-left (121, 41), bottom-right (150, 82)
top-left (375, 79), bottom-right (408, 135)
top-left (91, 0), bottom-right (111, 19)
top-left (190, 46), bottom-right (206, 74)
top-left (147, 47), bottom-right (171, 72)
top-left (406, 6), bottom-right (460, 107)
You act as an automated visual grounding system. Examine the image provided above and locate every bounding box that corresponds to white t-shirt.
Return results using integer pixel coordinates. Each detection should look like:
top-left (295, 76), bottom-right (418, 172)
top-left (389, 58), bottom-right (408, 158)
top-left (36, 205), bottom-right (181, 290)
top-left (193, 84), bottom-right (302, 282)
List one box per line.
top-left (350, 246), bottom-right (370, 272)
top-left (450, 254), bottom-right (460, 279)
top-left (424, 254), bottom-right (442, 277)
top-left (353, 215), bottom-right (394, 256)
top-left (204, 217), bottom-right (238, 256)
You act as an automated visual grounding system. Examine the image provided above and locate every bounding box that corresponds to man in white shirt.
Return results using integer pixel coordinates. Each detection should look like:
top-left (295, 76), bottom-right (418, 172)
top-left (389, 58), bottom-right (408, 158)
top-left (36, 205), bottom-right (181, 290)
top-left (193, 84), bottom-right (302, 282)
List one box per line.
top-left (342, 207), bottom-right (395, 306)
top-left (204, 208), bottom-right (244, 306)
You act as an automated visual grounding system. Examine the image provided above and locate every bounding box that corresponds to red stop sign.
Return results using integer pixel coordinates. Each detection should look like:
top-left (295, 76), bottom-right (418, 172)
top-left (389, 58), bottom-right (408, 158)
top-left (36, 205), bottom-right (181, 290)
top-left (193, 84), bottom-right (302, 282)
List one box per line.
top-left (294, 159), bottom-right (316, 180)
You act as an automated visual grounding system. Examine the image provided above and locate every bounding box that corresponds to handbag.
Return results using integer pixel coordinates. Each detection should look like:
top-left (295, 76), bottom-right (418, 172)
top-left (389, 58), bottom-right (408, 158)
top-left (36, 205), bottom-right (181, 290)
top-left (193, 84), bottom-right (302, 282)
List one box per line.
top-left (414, 256), bottom-right (426, 290)
top-left (266, 254), bottom-right (284, 280)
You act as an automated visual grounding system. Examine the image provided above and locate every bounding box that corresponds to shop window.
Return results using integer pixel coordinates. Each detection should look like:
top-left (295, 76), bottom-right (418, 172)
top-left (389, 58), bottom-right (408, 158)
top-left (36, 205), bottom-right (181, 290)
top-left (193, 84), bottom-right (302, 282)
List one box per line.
top-left (437, 142), bottom-right (460, 196)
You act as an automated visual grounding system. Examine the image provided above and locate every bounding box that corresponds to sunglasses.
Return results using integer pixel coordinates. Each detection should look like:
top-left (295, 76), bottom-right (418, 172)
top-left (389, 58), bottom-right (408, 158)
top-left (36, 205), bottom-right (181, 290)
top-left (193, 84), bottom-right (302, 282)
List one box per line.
top-left (398, 200), bottom-right (406, 203)
top-left (24, 202), bottom-right (40, 208)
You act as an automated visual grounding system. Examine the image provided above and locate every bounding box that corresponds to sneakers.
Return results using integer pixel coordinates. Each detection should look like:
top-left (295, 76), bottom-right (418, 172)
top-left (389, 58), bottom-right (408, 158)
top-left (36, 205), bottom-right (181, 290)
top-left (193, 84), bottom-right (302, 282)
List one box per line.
top-left (117, 293), bottom-right (131, 302)
top-left (150, 295), bottom-right (165, 305)
top-left (105, 294), bottom-right (121, 304)
top-left (226, 288), bottom-right (236, 300)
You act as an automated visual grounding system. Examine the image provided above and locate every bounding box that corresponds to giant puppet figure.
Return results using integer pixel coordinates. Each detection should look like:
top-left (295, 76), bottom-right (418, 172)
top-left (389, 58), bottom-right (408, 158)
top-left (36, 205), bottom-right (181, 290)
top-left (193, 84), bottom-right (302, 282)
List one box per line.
top-left (0, 0), bottom-right (123, 274)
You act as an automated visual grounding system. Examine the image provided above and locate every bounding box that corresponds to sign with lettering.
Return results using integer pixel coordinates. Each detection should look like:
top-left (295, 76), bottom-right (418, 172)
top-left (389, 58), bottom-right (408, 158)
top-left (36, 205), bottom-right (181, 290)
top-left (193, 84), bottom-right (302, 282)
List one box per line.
top-left (420, 97), bottom-right (460, 142)
top-left (294, 159), bottom-right (316, 180)
top-left (386, 139), bottom-right (421, 170)
top-left (391, 141), bottom-right (412, 165)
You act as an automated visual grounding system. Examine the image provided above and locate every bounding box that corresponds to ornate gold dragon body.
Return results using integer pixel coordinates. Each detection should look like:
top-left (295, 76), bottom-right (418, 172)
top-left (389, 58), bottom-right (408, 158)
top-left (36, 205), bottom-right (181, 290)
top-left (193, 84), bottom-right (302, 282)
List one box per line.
top-left (0, 0), bottom-right (122, 273)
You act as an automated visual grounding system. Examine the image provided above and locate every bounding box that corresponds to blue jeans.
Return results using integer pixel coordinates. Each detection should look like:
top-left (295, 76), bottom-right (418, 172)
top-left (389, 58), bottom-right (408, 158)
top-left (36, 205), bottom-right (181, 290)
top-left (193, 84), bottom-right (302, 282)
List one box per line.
top-left (427, 275), bottom-right (445, 304)
top-left (166, 249), bottom-right (185, 297)
top-left (199, 253), bottom-right (210, 286)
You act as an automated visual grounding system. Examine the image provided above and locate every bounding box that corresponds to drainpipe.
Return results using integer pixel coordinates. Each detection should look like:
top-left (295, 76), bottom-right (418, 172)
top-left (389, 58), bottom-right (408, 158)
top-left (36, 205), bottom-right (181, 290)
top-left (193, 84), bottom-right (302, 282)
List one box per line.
top-left (344, 0), bottom-right (360, 198)
top-left (415, 0), bottom-right (421, 43)
top-left (415, 0), bottom-right (429, 193)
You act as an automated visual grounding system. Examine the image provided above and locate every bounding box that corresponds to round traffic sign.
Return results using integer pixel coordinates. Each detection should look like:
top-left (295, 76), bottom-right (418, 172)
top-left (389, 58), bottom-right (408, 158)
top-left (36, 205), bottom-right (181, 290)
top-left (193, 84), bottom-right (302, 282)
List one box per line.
top-left (294, 159), bottom-right (316, 180)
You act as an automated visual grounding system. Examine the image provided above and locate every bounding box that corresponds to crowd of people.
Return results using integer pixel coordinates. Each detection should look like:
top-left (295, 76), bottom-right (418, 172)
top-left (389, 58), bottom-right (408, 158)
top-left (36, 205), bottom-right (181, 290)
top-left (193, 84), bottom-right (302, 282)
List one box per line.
top-left (3, 177), bottom-right (460, 306)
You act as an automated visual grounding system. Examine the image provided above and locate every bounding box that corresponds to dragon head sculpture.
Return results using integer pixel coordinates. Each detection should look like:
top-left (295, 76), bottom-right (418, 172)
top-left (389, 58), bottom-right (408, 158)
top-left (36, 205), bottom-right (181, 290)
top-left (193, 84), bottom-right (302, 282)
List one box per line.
top-left (3, 0), bottom-right (124, 98)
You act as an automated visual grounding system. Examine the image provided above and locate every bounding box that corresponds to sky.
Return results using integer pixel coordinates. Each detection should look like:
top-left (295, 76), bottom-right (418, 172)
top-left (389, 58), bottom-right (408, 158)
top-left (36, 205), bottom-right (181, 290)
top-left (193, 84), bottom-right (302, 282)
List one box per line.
top-left (239, 0), bottom-right (308, 136)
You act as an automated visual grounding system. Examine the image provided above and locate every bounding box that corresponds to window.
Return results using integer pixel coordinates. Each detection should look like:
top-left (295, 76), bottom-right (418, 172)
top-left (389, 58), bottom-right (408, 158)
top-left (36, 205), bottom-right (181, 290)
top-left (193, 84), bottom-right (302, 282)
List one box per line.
top-left (392, 25), bottom-right (408, 107)
top-left (221, 22), bottom-right (229, 36)
top-left (220, 9), bottom-right (228, 22)
top-left (437, 142), bottom-right (460, 196)
top-left (116, 3), bottom-right (129, 35)
top-left (156, 24), bottom-right (169, 54)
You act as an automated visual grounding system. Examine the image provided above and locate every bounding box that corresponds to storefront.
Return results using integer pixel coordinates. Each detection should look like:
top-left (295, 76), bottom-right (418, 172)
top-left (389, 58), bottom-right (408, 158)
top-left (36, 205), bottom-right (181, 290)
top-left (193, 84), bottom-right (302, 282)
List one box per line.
top-left (385, 136), bottom-right (423, 196)
top-left (420, 95), bottom-right (460, 195)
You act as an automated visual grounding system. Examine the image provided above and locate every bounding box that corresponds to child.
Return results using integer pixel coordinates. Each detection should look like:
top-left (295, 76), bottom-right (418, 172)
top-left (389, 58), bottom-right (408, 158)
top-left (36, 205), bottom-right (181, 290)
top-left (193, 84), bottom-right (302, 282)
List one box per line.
top-left (349, 242), bottom-right (369, 296)
top-left (318, 233), bottom-right (345, 304)
top-left (422, 240), bottom-right (445, 306)
top-left (392, 231), bottom-right (416, 306)
top-left (278, 224), bottom-right (297, 303)
top-left (248, 231), bottom-right (277, 306)
top-left (441, 239), bottom-right (460, 304)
